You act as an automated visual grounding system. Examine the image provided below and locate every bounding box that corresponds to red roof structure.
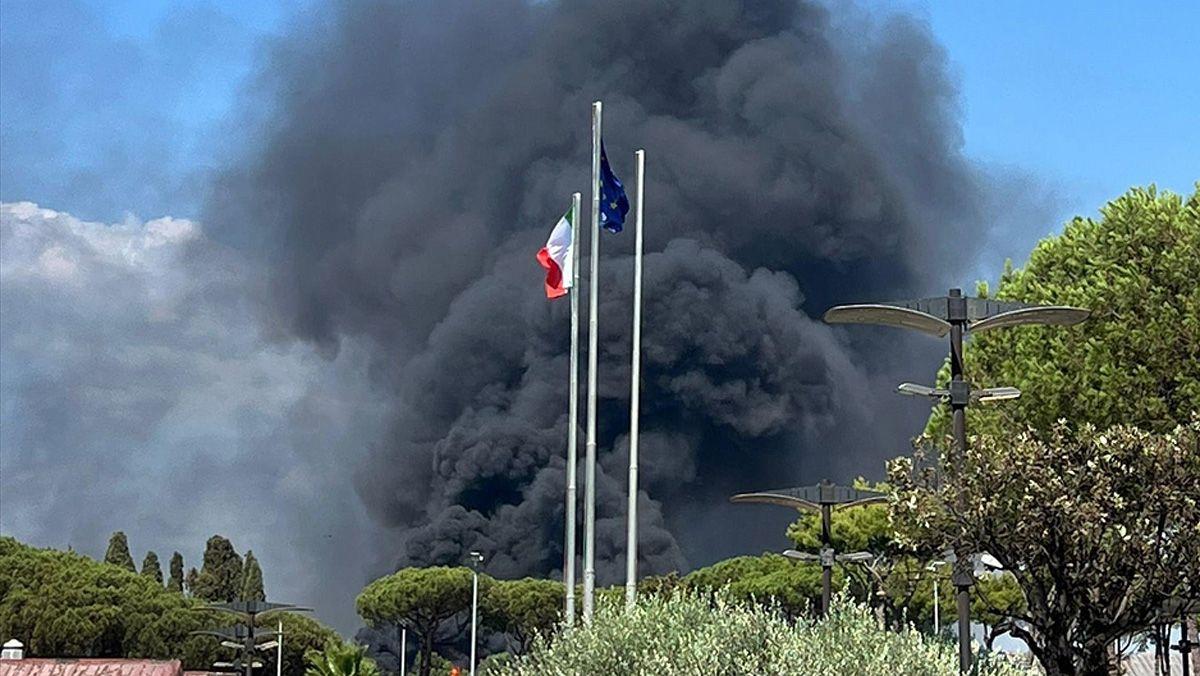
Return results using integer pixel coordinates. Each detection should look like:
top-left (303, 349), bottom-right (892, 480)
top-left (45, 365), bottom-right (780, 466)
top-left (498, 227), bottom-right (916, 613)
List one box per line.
top-left (0, 659), bottom-right (183, 676)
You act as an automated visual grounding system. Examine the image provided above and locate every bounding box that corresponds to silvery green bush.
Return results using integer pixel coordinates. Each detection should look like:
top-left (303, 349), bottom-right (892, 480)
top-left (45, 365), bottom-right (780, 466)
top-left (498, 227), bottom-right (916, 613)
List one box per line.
top-left (493, 592), bottom-right (1036, 676)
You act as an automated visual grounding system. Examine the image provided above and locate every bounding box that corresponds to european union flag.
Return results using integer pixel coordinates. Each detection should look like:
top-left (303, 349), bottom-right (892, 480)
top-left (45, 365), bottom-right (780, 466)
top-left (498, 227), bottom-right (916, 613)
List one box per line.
top-left (599, 142), bottom-right (630, 233)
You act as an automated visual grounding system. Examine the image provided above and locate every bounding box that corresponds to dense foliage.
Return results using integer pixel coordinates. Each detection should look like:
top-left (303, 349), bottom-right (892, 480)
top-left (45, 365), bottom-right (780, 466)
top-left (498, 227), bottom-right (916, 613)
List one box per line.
top-left (0, 537), bottom-right (339, 674)
top-left (141, 551), bottom-right (164, 585)
top-left (241, 550), bottom-right (266, 602)
top-left (901, 186), bottom-right (1200, 675)
top-left (167, 552), bottom-right (185, 593)
top-left (1, 536), bottom-right (222, 663)
top-left (480, 578), bottom-right (564, 654)
top-left (682, 553), bottom-right (825, 620)
top-left (933, 185), bottom-right (1199, 437)
top-left (892, 420), bottom-right (1200, 675)
top-left (192, 535), bottom-right (245, 602)
top-left (492, 592), bottom-right (1035, 675)
top-left (103, 532), bottom-right (137, 572)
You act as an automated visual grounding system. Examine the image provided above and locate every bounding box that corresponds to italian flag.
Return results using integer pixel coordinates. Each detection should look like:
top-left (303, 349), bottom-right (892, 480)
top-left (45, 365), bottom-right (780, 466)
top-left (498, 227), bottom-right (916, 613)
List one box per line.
top-left (535, 205), bottom-right (574, 299)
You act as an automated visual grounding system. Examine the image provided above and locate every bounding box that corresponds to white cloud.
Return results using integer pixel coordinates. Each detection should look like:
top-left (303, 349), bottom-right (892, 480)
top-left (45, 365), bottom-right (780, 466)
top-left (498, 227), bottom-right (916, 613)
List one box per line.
top-left (0, 202), bottom-right (388, 633)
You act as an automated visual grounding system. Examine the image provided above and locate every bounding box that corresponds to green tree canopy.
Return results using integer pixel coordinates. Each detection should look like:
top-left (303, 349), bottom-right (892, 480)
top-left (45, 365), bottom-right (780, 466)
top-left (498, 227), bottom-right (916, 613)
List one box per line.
top-left (167, 552), bottom-right (185, 593)
top-left (891, 420), bottom-right (1200, 675)
top-left (141, 551), bottom-right (164, 586)
top-left (0, 537), bottom-right (339, 674)
top-left (104, 531), bottom-right (136, 572)
top-left (1, 536), bottom-right (220, 664)
top-left (240, 550), bottom-right (266, 602)
top-left (192, 535), bottom-right (243, 602)
top-left (480, 578), bottom-right (563, 654)
top-left (185, 567), bottom-right (199, 596)
top-left (357, 566), bottom-right (491, 676)
top-left (901, 185), bottom-right (1200, 675)
top-left (936, 185), bottom-right (1199, 437)
top-left (682, 553), bottom-right (825, 620)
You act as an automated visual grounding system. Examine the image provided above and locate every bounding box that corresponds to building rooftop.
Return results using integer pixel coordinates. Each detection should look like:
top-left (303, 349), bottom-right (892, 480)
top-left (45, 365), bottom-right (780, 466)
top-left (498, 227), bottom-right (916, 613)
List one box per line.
top-left (0, 658), bottom-right (183, 676)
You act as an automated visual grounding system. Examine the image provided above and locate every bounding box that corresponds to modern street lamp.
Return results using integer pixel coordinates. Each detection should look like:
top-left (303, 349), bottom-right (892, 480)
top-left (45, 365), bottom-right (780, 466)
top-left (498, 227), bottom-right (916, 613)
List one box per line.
top-left (467, 551), bottom-right (484, 676)
top-left (824, 288), bottom-right (1088, 674)
top-left (193, 600), bottom-right (309, 676)
top-left (732, 480), bottom-right (887, 616)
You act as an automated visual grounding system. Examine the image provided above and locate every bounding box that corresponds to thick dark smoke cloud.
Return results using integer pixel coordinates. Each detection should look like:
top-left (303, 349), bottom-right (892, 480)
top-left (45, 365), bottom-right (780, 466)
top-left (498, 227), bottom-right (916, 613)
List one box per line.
top-left (206, 0), bottom-right (992, 592)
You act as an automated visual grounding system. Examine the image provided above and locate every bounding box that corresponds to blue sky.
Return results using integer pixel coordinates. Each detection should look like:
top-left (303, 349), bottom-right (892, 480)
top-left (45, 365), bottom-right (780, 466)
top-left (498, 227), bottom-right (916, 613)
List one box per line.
top-left (3, 0), bottom-right (1196, 232)
top-left (885, 0), bottom-right (1199, 221)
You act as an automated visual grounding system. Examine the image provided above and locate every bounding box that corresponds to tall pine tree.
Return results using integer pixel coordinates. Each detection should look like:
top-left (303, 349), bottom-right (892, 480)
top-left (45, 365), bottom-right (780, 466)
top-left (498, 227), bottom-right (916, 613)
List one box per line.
top-left (103, 531), bottom-right (136, 572)
top-left (186, 567), bottom-right (199, 597)
top-left (191, 535), bottom-right (243, 601)
top-left (141, 550), bottom-right (164, 585)
top-left (240, 550), bottom-right (265, 601)
top-left (167, 552), bottom-right (185, 593)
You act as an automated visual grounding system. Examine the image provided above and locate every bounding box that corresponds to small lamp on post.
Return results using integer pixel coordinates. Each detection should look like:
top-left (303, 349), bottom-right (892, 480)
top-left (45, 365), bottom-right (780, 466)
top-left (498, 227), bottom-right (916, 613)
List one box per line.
top-left (927, 559), bottom-right (949, 636)
top-left (782, 548), bottom-right (876, 608)
top-left (824, 288), bottom-right (1088, 674)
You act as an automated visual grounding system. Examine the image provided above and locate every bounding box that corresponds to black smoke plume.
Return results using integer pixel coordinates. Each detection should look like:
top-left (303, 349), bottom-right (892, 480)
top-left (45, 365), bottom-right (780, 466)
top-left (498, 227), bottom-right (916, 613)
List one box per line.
top-left (206, 0), bottom-right (990, 588)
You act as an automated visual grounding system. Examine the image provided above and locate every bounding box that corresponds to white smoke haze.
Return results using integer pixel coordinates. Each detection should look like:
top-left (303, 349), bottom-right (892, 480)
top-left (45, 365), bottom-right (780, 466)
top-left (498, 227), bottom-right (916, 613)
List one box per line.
top-left (0, 202), bottom-right (388, 632)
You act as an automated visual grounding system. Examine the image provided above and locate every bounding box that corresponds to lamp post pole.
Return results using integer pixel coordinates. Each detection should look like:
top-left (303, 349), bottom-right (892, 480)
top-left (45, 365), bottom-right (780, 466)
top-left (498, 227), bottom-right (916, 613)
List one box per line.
top-left (945, 289), bottom-right (974, 673)
top-left (399, 627), bottom-right (407, 676)
top-left (820, 500), bottom-right (832, 613)
top-left (1175, 614), bottom-right (1196, 676)
top-left (928, 559), bottom-right (947, 636)
top-left (468, 551), bottom-right (483, 676)
top-left (933, 574), bottom-right (940, 635)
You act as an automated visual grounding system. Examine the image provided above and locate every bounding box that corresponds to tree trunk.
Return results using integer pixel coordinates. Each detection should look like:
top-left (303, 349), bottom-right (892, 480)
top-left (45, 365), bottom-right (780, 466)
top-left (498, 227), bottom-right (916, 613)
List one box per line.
top-left (1043, 653), bottom-right (1076, 676)
top-left (1078, 642), bottom-right (1115, 676)
top-left (419, 633), bottom-right (433, 676)
top-left (1037, 638), bottom-right (1113, 676)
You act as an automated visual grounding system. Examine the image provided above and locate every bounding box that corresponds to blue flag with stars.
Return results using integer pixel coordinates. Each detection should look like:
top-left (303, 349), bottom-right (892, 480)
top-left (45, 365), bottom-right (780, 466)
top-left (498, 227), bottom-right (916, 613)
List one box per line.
top-left (599, 142), bottom-right (630, 233)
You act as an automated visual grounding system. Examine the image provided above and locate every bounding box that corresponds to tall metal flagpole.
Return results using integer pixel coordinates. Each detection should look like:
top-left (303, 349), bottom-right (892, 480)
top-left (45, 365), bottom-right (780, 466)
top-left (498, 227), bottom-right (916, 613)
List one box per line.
top-left (582, 100), bottom-right (602, 624)
top-left (624, 149), bottom-right (645, 610)
top-left (564, 191), bottom-right (581, 626)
